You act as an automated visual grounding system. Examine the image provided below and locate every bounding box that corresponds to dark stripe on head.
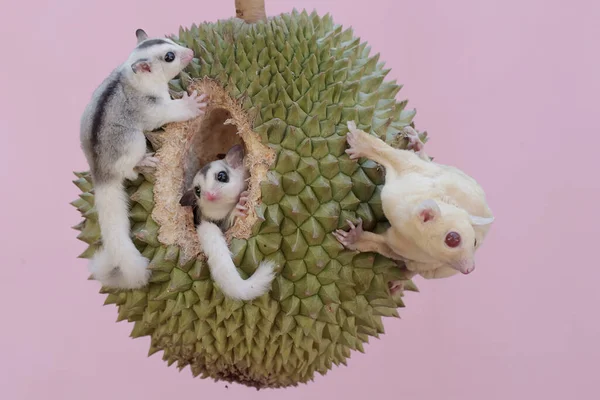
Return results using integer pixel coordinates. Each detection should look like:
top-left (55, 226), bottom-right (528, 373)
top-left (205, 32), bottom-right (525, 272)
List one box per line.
top-left (90, 72), bottom-right (121, 166)
top-left (199, 163), bottom-right (211, 179)
top-left (137, 38), bottom-right (171, 49)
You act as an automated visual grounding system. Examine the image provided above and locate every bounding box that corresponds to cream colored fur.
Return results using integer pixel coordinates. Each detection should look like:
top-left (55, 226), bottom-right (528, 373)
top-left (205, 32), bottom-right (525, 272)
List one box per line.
top-left (334, 121), bottom-right (494, 288)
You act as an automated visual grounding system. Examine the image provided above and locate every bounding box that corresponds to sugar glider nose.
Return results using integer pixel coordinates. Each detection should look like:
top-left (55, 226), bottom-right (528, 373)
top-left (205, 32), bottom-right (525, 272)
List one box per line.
top-left (453, 260), bottom-right (475, 275)
top-left (462, 263), bottom-right (475, 275)
top-left (204, 192), bottom-right (218, 201)
top-left (181, 49), bottom-right (194, 63)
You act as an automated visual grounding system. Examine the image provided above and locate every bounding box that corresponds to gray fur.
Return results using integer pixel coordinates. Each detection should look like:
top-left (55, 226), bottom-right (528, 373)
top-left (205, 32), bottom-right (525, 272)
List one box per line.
top-left (80, 29), bottom-right (200, 186)
top-left (137, 38), bottom-right (173, 49)
top-left (80, 68), bottom-right (152, 184)
top-left (199, 163), bottom-right (211, 179)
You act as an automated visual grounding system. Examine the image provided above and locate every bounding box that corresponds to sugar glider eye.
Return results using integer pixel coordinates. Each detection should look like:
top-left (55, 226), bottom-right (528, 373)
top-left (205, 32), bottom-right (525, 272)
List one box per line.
top-left (194, 187), bottom-right (201, 197)
top-left (444, 231), bottom-right (461, 248)
top-left (474, 238), bottom-right (478, 247)
top-left (217, 171), bottom-right (229, 183)
top-left (164, 52), bottom-right (175, 62)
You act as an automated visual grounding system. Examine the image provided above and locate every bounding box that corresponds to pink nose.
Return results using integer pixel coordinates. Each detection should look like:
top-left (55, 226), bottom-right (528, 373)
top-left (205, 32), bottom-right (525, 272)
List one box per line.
top-left (204, 192), bottom-right (217, 201)
top-left (182, 49), bottom-right (194, 62)
top-left (462, 264), bottom-right (475, 274)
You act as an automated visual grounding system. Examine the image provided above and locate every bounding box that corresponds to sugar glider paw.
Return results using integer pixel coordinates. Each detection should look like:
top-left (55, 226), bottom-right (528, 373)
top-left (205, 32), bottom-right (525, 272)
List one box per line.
top-left (388, 280), bottom-right (405, 296)
top-left (332, 218), bottom-right (364, 250)
top-left (124, 169), bottom-right (139, 181)
top-left (402, 126), bottom-right (425, 153)
top-left (183, 90), bottom-right (208, 118)
top-left (136, 153), bottom-right (159, 169)
top-left (345, 121), bottom-right (371, 160)
top-left (234, 190), bottom-right (250, 218)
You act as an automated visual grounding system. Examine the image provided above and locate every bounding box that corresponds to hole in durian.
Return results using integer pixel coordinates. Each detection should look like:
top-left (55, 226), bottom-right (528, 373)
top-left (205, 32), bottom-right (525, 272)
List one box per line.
top-left (183, 107), bottom-right (244, 190)
top-left (182, 106), bottom-right (247, 237)
top-left (150, 78), bottom-right (276, 264)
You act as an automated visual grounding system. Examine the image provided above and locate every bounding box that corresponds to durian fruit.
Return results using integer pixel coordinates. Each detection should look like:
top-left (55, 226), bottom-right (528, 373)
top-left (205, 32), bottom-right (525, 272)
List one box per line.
top-left (71, 8), bottom-right (424, 389)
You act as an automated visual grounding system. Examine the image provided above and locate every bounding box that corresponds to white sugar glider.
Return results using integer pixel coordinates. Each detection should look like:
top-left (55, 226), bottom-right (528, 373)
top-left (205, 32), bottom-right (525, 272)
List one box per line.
top-left (80, 29), bottom-right (208, 289)
top-left (179, 144), bottom-right (276, 301)
top-left (333, 121), bottom-right (494, 292)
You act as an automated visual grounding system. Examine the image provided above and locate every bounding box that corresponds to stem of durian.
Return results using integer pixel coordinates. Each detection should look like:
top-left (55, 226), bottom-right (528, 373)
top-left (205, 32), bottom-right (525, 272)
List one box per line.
top-left (235, 0), bottom-right (267, 23)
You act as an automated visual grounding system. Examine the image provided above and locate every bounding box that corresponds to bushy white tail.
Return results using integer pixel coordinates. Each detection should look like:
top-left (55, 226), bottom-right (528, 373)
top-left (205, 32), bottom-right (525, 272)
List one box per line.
top-left (89, 181), bottom-right (150, 289)
top-left (196, 221), bottom-right (275, 301)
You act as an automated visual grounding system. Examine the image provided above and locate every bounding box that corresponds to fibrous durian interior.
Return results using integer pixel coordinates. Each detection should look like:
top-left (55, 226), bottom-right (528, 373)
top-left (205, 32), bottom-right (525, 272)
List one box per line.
top-left (71, 9), bottom-right (422, 389)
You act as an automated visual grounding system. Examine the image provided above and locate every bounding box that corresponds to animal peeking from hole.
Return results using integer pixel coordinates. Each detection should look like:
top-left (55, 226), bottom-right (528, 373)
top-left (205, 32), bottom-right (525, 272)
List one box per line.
top-left (179, 144), bottom-right (276, 301)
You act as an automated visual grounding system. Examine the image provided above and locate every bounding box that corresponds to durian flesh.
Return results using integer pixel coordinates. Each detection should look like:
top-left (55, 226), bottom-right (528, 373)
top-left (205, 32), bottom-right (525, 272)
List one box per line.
top-left (72, 9), bottom-right (422, 388)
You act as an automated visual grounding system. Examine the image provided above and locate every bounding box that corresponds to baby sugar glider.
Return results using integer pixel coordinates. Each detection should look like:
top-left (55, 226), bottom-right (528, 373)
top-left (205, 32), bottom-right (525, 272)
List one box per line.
top-left (334, 121), bottom-right (495, 290)
top-left (181, 144), bottom-right (251, 231)
top-left (179, 144), bottom-right (276, 301)
top-left (80, 28), bottom-right (208, 289)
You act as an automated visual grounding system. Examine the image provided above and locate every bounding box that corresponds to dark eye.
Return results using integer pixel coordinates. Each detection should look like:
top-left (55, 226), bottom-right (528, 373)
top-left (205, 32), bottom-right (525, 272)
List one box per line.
top-left (164, 52), bottom-right (175, 62)
top-left (194, 187), bottom-right (201, 196)
top-left (216, 171), bottom-right (229, 183)
top-left (445, 232), bottom-right (461, 248)
top-left (474, 238), bottom-right (478, 247)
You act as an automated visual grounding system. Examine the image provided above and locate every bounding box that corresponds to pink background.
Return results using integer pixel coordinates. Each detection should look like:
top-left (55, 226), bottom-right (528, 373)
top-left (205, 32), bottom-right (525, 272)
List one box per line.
top-left (1, 0), bottom-right (598, 399)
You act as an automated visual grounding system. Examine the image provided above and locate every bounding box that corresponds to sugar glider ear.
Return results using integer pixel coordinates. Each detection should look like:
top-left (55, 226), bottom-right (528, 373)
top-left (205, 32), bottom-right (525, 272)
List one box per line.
top-left (469, 214), bottom-right (494, 226)
top-left (224, 144), bottom-right (245, 169)
top-left (135, 28), bottom-right (149, 43)
top-left (179, 189), bottom-right (197, 207)
top-left (131, 59), bottom-right (152, 74)
top-left (415, 199), bottom-right (441, 223)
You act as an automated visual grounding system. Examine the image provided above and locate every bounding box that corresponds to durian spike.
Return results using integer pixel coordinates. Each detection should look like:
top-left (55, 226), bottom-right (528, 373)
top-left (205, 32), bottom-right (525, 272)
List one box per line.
top-left (235, 0), bottom-right (267, 23)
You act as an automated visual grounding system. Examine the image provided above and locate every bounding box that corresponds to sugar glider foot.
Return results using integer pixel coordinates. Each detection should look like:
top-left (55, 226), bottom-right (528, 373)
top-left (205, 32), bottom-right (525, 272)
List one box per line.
top-left (332, 218), bottom-right (364, 250)
top-left (183, 90), bottom-right (209, 118)
top-left (136, 152), bottom-right (159, 169)
top-left (345, 122), bottom-right (372, 160)
top-left (388, 280), bottom-right (404, 296)
top-left (234, 190), bottom-right (250, 218)
top-left (402, 126), bottom-right (424, 152)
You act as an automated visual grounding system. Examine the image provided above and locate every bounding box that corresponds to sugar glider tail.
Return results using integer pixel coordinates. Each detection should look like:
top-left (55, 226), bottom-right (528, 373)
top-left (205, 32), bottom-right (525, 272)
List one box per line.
top-left (196, 221), bottom-right (276, 301)
top-left (88, 179), bottom-right (151, 289)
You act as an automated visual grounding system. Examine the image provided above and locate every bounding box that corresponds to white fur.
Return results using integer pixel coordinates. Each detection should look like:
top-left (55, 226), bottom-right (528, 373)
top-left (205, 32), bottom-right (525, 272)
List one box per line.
top-left (334, 120), bottom-right (495, 279)
top-left (196, 221), bottom-right (275, 301)
top-left (89, 182), bottom-right (151, 289)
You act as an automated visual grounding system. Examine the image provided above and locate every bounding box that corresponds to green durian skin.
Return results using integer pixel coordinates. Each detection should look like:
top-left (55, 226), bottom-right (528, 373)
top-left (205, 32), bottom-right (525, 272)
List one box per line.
top-left (71, 9), bottom-right (421, 389)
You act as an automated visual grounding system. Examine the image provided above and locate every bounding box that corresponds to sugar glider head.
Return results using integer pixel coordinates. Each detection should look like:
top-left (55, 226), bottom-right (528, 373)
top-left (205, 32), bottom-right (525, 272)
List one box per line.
top-left (180, 144), bottom-right (248, 209)
top-left (413, 199), bottom-right (494, 275)
top-left (126, 28), bottom-right (194, 83)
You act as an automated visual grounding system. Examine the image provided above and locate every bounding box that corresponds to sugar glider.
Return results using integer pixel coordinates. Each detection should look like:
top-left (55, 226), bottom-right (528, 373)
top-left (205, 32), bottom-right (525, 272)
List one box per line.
top-left (333, 121), bottom-right (494, 287)
top-left (80, 28), bottom-right (208, 289)
top-left (179, 144), bottom-right (276, 301)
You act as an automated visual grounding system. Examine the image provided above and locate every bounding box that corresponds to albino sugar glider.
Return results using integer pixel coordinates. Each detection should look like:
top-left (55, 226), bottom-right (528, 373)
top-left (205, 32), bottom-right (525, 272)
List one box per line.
top-left (80, 29), bottom-right (208, 289)
top-left (333, 121), bottom-right (494, 291)
top-left (179, 144), bottom-right (276, 301)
